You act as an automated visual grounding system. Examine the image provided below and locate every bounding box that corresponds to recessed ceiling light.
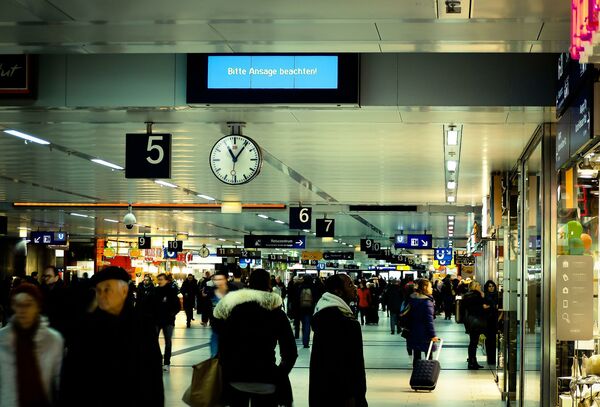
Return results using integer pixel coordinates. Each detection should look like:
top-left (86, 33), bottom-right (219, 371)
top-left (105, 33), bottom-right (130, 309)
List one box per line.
top-left (274, 220), bottom-right (285, 224)
top-left (448, 215), bottom-right (455, 220)
top-left (312, 232), bottom-right (317, 235)
top-left (4, 129), bottom-right (50, 145)
top-left (333, 239), bottom-right (339, 242)
top-left (257, 214), bottom-right (269, 219)
top-left (447, 161), bottom-right (458, 172)
top-left (70, 212), bottom-right (90, 218)
top-left (91, 158), bottom-right (124, 171)
top-left (447, 181), bottom-right (456, 190)
top-left (447, 129), bottom-right (458, 145)
top-left (302, 229), bottom-right (310, 233)
top-left (235, 241), bottom-right (241, 244)
top-left (449, 221), bottom-right (454, 225)
top-left (197, 194), bottom-right (216, 201)
top-left (155, 180), bottom-right (178, 188)
top-left (217, 238), bottom-right (226, 242)
top-left (104, 218), bottom-right (119, 223)
top-left (447, 196), bottom-right (456, 203)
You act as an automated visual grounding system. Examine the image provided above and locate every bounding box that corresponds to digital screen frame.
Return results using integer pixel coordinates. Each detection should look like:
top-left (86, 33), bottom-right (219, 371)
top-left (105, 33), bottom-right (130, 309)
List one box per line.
top-left (187, 53), bottom-right (359, 105)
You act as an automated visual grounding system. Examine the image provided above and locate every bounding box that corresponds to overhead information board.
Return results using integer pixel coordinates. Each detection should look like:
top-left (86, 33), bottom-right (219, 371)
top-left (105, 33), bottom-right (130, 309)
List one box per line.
top-left (207, 56), bottom-right (337, 89)
top-left (244, 235), bottom-right (306, 249)
top-left (394, 234), bottom-right (432, 249)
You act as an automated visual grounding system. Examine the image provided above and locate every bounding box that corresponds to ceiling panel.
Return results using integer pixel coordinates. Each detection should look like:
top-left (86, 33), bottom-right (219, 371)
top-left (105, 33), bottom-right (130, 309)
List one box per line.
top-left (538, 21), bottom-right (570, 41)
top-left (472, 0), bottom-right (568, 19)
top-left (400, 109), bottom-right (509, 124)
top-left (229, 42), bottom-right (382, 53)
top-left (377, 21), bottom-right (542, 42)
top-left (0, 1), bottom-right (42, 22)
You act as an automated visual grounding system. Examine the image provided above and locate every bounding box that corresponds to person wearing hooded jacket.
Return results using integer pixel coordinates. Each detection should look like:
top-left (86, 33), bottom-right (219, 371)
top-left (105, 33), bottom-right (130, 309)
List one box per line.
top-left (213, 269), bottom-right (297, 407)
top-left (310, 274), bottom-right (367, 407)
top-left (407, 279), bottom-right (439, 367)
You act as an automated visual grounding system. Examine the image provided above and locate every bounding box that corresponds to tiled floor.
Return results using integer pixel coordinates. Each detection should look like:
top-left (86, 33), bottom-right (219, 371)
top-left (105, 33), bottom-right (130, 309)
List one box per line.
top-left (163, 311), bottom-right (505, 406)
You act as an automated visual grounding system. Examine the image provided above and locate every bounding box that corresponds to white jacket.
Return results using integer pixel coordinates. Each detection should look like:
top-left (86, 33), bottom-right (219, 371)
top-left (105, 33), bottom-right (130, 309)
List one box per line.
top-left (0, 317), bottom-right (64, 407)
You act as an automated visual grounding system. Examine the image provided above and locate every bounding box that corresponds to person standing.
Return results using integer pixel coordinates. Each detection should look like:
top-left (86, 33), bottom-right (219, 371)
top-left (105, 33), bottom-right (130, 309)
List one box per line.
top-left (180, 274), bottom-right (198, 328)
top-left (356, 281), bottom-right (371, 326)
top-left (153, 273), bottom-right (180, 372)
top-left (297, 275), bottom-right (320, 348)
top-left (286, 276), bottom-right (302, 338)
top-left (407, 279), bottom-right (439, 366)
top-left (197, 271), bottom-right (212, 326)
top-left (441, 276), bottom-right (455, 320)
top-left (310, 274), bottom-right (367, 407)
top-left (462, 280), bottom-right (490, 369)
top-left (214, 269), bottom-right (297, 407)
top-left (61, 267), bottom-right (163, 406)
top-left (483, 280), bottom-right (499, 365)
top-left (136, 274), bottom-right (156, 319)
top-left (0, 283), bottom-right (64, 407)
top-left (40, 266), bottom-right (70, 338)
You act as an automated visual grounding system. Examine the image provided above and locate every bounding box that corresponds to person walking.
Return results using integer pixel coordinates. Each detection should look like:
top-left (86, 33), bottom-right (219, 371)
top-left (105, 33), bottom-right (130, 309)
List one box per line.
top-left (483, 280), bottom-right (499, 365)
top-left (153, 273), bottom-right (180, 372)
top-left (297, 275), bottom-right (320, 348)
top-left (462, 280), bottom-right (490, 369)
top-left (204, 269), bottom-right (235, 356)
top-left (213, 269), bottom-right (297, 407)
top-left (440, 276), bottom-right (455, 320)
top-left (40, 266), bottom-right (70, 338)
top-left (0, 283), bottom-right (64, 407)
top-left (356, 280), bottom-right (371, 326)
top-left (310, 274), bottom-right (367, 407)
top-left (407, 279), bottom-right (439, 366)
top-left (180, 274), bottom-right (198, 328)
top-left (136, 274), bottom-right (156, 319)
top-left (61, 267), bottom-right (164, 407)
top-left (286, 276), bottom-right (302, 339)
top-left (385, 279), bottom-right (403, 335)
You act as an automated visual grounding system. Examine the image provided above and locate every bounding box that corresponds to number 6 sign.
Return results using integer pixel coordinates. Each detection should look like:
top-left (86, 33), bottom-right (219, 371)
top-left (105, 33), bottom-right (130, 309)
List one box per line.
top-left (126, 133), bottom-right (172, 179)
top-left (289, 207), bottom-right (312, 230)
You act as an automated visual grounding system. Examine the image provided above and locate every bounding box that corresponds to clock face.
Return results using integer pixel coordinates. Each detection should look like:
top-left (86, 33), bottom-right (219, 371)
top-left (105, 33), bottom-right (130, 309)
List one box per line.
top-left (209, 135), bottom-right (262, 185)
top-left (199, 246), bottom-right (210, 258)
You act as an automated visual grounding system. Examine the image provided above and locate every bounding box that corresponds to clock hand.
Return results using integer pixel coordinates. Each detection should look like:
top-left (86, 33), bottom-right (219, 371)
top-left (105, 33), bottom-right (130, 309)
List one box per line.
top-left (226, 145), bottom-right (237, 162)
top-left (234, 144), bottom-right (247, 160)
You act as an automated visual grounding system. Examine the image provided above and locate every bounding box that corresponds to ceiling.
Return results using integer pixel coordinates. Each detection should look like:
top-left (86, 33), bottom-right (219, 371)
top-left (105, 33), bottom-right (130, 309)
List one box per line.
top-left (0, 0), bottom-right (564, 254)
top-left (0, 0), bottom-right (569, 53)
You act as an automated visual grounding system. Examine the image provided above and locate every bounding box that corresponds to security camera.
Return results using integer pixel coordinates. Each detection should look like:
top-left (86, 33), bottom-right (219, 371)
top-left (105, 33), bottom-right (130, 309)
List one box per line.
top-left (123, 206), bottom-right (137, 230)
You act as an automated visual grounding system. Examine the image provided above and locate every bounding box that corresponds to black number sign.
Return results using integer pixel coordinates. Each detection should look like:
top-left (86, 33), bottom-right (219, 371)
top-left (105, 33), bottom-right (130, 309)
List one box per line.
top-left (167, 240), bottom-right (183, 252)
top-left (289, 207), bottom-right (312, 230)
top-left (316, 218), bottom-right (335, 238)
top-left (126, 133), bottom-right (172, 179)
top-left (138, 236), bottom-right (152, 249)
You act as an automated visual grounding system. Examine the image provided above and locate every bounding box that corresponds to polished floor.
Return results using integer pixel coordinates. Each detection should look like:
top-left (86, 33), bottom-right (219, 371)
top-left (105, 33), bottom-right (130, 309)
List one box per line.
top-left (162, 310), bottom-right (504, 406)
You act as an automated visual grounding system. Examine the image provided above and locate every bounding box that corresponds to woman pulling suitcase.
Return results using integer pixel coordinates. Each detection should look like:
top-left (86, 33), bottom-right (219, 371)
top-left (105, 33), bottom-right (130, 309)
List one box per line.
top-left (406, 279), bottom-right (439, 366)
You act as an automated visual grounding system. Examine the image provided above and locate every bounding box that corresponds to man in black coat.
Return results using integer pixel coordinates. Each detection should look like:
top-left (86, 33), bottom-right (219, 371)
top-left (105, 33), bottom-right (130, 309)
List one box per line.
top-left (385, 279), bottom-right (404, 335)
top-left (153, 272), bottom-right (180, 371)
top-left (40, 266), bottom-right (71, 339)
top-left (61, 267), bottom-right (164, 407)
top-left (310, 274), bottom-right (367, 407)
top-left (180, 274), bottom-right (198, 328)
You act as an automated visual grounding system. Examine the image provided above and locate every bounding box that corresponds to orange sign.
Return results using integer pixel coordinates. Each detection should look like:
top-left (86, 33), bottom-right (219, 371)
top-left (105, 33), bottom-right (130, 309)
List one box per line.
top-left (302, 251), bottom-right (323, 261)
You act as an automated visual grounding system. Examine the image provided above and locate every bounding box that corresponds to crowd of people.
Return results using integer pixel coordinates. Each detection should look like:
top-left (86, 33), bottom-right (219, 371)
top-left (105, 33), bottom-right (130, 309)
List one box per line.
top-left (0, 265), bottom-right (499, 406)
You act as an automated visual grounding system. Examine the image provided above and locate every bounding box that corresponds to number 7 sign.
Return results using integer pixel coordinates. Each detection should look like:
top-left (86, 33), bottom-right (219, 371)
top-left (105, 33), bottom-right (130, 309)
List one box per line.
top-left (316, 218), bottom-right (335, 238)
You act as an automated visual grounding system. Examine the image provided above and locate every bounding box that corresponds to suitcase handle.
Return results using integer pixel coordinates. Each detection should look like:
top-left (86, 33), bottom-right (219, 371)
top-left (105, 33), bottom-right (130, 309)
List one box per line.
top-left (426, 338), bottom-right (444, 361)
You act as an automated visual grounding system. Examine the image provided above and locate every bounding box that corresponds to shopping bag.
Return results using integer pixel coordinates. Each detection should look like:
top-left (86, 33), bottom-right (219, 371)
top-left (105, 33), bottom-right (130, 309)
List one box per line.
top-left (182, 357), bottom-right (224, 407)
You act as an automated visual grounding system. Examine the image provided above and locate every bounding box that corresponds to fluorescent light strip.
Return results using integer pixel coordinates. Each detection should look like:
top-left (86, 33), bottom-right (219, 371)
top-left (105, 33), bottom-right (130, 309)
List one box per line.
top-left (447, 130), bottom-right (458, 145)
top-left (302, 229), bottom-right (310, 233)
top-left (70, 212), bottom-right (90, 218)
top-left (447, 196), bottom-right (456, 203)
top-left (447, 160), bottom-right (457, 172)
top-left (447, 181), bottom-right (456, 190)
top-left (235, 241), bottom-right (241, 244)
top-left (218, 238), bottom-right (226, 242)
top-left (4, 129), bottom-right (50, 145)
top-left (448, 216), bottom-right (455, 220)
top-left (104, 218), bottom-right (119, 223)
top-left (257, 214), bottom-right (269, 219)
top-left (197, 194), bottom-right (216, 201)
top-left (155, 180), bottom-right (178, 188)
top-left (274, 220), bottom-right (285, 224)
top-left (91, 158), bottom-right (124, 170)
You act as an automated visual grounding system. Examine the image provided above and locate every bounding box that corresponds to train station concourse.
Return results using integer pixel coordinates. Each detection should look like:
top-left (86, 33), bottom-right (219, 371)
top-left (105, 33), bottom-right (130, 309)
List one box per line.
top-left (0, 0), bottom-right (598, 406)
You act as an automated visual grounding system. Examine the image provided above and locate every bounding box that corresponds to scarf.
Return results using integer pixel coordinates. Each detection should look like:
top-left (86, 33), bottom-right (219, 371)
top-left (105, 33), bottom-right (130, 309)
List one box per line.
top-left (314, 292), bottom-right (354, 318)
top-left (14, 320), bottom-right (50, 407)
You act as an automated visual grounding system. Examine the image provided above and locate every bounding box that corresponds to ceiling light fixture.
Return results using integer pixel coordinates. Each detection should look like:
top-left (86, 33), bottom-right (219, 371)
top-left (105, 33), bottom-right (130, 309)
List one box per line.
top-left (197, 194), bottom-right (216, 201)
top-left (302, 229), bottom-right (310, 233)
top-left (447, 181), bottom-right (456, 190)
top-left (447, 196), bottom-right (456, 203)
top-left (447, 161), bottom-right (457, 172)
top-left (235, 241), bottom-right (241, 244)
top-left (4, 129), bottom-right (51, 145)
top-left (155, 180), bottom-right (178, 188)
top-left (217, 238), bottom-right (226, 242)
top-left (70, 212), bottom-right (90, 218)
top-left (257, 214), bottom-right (269, 219)
top-left (104, 218), bottom-right (119, 223)
top-left (274, 220), bottom-right (285, 224)
top-left (90, 158), bottom-right (124, 171)
top-left (448, 215), bottom-right (455, 220)
top-left (447, 129), bottom-right (458, 145)
top-left (449, 221), bottom-right (454, 226)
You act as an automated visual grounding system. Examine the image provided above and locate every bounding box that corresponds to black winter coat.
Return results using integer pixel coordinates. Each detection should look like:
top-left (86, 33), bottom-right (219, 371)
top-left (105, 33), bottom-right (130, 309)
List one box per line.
top-left (462, 290), bottom-right (486, 334)
top-left (384, 284), bottom-right (404, 313)
top-left (61, 305), bottom-right (164, 407)
top-left (180, 279), bottom-right (198, 307)
top-left (310, 306), bottom-right (367, 407)
top-left (153, 284), bottom-right (180, 326)
top-left (214, 289), bottom-right (297, 406)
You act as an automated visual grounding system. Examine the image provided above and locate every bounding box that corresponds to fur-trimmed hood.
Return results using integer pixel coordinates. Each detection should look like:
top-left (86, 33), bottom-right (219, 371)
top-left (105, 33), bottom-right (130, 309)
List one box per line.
top-left (213, 289), bottom-right (283, 320)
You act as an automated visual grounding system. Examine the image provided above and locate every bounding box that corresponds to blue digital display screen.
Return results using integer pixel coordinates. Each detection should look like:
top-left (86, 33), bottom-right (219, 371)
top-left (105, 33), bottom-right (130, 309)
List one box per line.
top-left (207, 56), bottom-right (338, 89)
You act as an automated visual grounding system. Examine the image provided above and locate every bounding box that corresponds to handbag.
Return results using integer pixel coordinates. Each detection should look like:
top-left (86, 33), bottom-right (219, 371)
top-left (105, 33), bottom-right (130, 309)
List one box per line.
top-left (466, 313), bottom-right (487, 333)
top-left (182, 357), bottom-right (224, 407)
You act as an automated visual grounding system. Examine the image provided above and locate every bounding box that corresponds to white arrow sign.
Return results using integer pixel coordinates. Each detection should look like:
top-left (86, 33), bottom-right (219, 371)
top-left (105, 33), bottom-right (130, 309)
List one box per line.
top-left (296, 240), bottom-right (304, 247)
top-left (34, 237), bottom-right (41, 243)
top-left (421, 240), bottom-right (429, 247)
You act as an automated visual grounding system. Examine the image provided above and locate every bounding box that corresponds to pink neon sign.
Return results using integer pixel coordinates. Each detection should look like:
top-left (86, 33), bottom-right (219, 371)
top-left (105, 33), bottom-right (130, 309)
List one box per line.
top-left (571, 0), bottom-right (600, 60)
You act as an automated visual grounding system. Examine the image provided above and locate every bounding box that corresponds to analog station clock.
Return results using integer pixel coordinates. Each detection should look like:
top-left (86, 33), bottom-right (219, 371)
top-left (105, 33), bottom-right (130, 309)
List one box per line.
top-left (209, 135), bottom-right (262, 185)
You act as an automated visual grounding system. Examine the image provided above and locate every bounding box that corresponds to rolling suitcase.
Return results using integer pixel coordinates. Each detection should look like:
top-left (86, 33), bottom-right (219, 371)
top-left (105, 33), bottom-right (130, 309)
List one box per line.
top-left (410, 339), bottom-right (443, 391)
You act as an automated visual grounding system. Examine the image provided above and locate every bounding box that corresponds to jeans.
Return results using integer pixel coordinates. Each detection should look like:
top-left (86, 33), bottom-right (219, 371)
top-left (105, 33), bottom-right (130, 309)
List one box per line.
top-left (210, 330), bottom-right (219, 357)
top-left (390, 312), bottom-right (398, 333)
top-left (184, 303), bottom-right (194, 324)
top-left (157, 324), bottom-right (174, 365)
top-left (293, 317), bottom-right (300, 339)
top-left (301, 313), bottom-right (312, 347)
top-left (358, 307), bottom-right (368, 325)
top-left (468, 332), bottom-right (480, 361)
top-left (228, 385), bottom-right (277, 407)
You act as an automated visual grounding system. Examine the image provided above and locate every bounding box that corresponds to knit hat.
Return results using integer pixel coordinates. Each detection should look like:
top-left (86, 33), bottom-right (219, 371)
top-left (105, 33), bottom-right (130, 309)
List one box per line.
top-left (11, 283), bottom-right (43, 306)
top-left (91, 266), bottom-right (131, 286)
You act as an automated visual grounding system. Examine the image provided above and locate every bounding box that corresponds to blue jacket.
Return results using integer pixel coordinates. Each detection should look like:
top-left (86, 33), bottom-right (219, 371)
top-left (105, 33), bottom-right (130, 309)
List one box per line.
top-left (407, 293), bottom-right (436, 352)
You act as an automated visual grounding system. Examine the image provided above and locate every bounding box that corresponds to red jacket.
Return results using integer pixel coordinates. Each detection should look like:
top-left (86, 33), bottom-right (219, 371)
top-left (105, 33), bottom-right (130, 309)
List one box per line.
top-left (357, 288), bottom-right (371, 308)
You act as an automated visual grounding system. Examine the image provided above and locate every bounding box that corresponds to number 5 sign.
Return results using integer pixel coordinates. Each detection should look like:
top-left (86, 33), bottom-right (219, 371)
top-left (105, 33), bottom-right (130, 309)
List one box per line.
top-left (316, 218), bottom-right (335, 238)
top-left (126, 133), bottom-right (172, 179)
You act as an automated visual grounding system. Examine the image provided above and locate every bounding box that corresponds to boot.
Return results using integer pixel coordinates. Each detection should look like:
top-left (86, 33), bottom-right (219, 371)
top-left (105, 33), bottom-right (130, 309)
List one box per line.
top-left (468, 358), bottom-right (481, 370)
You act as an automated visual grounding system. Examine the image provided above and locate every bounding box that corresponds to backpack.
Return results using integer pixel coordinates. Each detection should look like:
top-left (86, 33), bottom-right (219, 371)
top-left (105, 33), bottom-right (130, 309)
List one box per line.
top-left (300, 287), bottom-right (314, 308)
top-left (398, 300), bottom-right (411, 328)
